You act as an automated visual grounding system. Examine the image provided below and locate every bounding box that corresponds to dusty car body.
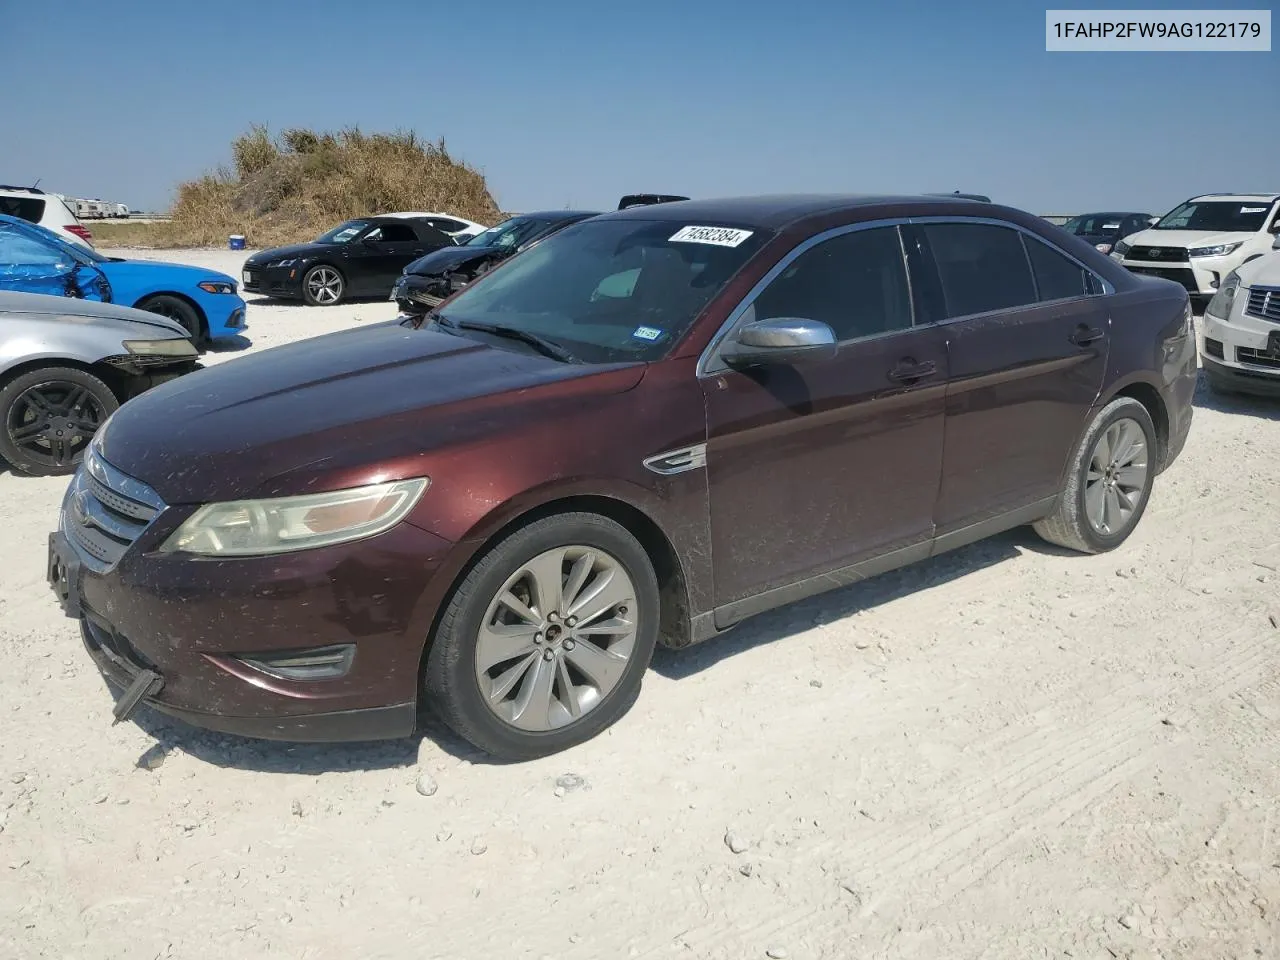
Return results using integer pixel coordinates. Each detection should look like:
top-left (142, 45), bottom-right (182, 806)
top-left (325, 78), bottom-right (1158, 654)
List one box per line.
top-left (49, 195), bottom-right (1195, 759)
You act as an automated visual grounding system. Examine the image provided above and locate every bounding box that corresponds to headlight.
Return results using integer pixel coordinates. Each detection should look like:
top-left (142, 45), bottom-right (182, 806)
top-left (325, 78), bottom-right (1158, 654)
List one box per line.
top-left (1188, 242), bottom-right (1243, 258)
top-left (160, 478), bottom-right (429, 557)
top-left (1095, 242), bottom-right (1112, 253)
top-left (1114, 239), bottom-right (1132, 257)
top-left (268, 258), bottom-right (298, 268)
top-left (123, 338), bottom-right (199, 357)
top-left (1205, 270), bottom-right (1241, 319)
top-left (197, 280), bottom-right (237, 294)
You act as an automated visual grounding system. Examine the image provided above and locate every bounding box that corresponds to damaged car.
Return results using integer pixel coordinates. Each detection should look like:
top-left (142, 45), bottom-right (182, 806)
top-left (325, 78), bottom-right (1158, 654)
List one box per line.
top-left (1, 291), bottom-right (198, 476)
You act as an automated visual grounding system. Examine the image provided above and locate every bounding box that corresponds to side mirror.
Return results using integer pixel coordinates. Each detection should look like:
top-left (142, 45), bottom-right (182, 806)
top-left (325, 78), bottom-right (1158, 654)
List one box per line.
top-left (721, 317), bottom-right (838, 367)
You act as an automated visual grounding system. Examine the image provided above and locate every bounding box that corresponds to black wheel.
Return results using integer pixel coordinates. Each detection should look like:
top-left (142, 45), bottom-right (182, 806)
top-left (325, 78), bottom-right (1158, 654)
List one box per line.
top-left (0, 367), bottom-right (119, 477)
top-left (136, 294), bottom-right (204, 343)
top-left (302, 265), bottom-right (345, 306)
top-left (1033, 396), bottom-right (1157, 554)
top-left (424, 512), bottom-right (660, 760)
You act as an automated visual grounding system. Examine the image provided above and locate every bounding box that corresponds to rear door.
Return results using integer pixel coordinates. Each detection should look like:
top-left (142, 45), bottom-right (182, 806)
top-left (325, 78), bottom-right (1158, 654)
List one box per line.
top-left (912, 220), bottom-right (1110, 535)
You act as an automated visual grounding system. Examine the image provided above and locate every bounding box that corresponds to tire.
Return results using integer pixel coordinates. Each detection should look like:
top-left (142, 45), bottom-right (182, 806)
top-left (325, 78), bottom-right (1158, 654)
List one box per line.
top-left (1033, 397), bottom-right (1157, 554)
top-left (0, 366), bottom-right (119, 477)
top-left (425, 512), bottom-right (660, 760)
top-left (302, 265), bottom-right (345, 306)
top-left (136, 294), bottom-right (204, 344)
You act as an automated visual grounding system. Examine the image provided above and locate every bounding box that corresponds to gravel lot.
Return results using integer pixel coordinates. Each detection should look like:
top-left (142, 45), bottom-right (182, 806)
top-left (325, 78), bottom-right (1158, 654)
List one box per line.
top-left (3, 249), bottom-right (1279, 960)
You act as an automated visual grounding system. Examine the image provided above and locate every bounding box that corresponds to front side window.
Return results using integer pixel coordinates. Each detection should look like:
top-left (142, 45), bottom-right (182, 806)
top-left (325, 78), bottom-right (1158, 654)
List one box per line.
top-left (750, 226), bottom-right (912, 342)
top-left (364, 223), bottom-right (418, 243)
top-left (1153, 201), bottom-right (1272, 233)
top-left (922, 222), bottom-right (1037, 318)
top-left (437, 218), bottom-right (770, 363)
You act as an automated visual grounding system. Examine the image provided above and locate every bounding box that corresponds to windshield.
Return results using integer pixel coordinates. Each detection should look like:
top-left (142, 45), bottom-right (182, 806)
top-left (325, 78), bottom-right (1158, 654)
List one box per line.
top-left (316, 220), bottom-right (369, 243)
top-left (434, 218), bottom-right (770, 364)
top-left (465, 216), bottom-right (554, 249)
top-left (1153, 201), bottom-right (1273, 233)
top-left (1062, 215), bottom-right (1127, 236)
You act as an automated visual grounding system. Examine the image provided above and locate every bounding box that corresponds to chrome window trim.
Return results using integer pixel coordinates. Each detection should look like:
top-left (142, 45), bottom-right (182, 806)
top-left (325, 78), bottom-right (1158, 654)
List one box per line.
top-left (697, 218), bottom-right (913, 378)
top-left (696, 215), bottom-right (1115, 379)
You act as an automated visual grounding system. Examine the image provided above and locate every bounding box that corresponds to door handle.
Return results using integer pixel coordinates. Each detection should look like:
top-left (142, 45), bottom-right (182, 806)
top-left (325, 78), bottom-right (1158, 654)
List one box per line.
top-left (1069, 324), bottom-right (1104, 346)
top-left (887, 359), bottom-right (937, 383)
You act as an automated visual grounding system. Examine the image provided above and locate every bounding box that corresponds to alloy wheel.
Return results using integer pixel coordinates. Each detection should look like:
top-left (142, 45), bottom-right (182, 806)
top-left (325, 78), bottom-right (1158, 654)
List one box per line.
top-left (5, 382), bottom-right (108, 470)
top-left (1084, 417), bottom-right (1149, 537)
top-left (474, 546), bottom-right (639, 732)
top-left (306, 267), bottom-right (343, 305)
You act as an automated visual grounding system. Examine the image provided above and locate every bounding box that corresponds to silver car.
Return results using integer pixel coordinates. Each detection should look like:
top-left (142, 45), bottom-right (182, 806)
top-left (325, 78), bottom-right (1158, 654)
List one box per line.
top-left (0, 291), bottom-right (198, 476)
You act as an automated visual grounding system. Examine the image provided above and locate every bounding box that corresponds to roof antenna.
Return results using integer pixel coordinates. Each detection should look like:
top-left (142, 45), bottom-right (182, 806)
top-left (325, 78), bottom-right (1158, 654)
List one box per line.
top-left (31, 178), bottom-right (42, 190)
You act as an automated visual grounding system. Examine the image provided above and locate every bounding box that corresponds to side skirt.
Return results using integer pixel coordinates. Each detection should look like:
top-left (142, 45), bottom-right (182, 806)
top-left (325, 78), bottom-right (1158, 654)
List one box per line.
top-left (689, 496), bottom-right (1058, 641)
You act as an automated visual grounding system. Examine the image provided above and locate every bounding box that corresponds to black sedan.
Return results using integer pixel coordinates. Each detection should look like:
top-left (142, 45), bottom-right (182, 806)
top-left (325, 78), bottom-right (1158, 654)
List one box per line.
top-left (242, 216), bottom-right (457, 306)
top-left (392, 210), bottom-right (601, 311)
top-left (1058, 212), bottom-right (1154, 254)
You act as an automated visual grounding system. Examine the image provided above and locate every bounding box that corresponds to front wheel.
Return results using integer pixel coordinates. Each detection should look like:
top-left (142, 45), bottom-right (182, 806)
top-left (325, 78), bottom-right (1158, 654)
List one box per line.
top-left (302, 265), bottom-right (345, 306)
top-left (1033, 397), bottom-right (1157, 554)
top-left (0, 367), bottom-right (119, 476)
top-left (136, 294), bottom-right (204, 344)
top-left (425, 513), bottom-right (660, 760)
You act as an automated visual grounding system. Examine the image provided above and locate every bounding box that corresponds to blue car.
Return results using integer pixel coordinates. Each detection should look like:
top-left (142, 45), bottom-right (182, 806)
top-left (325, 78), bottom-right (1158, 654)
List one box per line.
top-left (0, 214), bottom-right (247, 346)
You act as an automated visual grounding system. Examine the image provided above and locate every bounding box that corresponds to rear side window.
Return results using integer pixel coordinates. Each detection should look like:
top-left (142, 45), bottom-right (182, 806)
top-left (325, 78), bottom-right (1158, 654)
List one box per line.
top-left (0, 196), bottom-right (45, 223)
top-left (426, 217), bottom-right (467, 233)
top-left (752, 226), bottom-right (912, 342)
top-left (921, 222), bottom-right (1037, 318)
top-left (1024, 236), bottom-right (1096, 301)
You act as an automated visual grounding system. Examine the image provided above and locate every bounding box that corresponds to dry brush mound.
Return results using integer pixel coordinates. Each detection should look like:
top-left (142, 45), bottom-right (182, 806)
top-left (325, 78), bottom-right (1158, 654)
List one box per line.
top-left (156, 125), bottom-right (502, 247)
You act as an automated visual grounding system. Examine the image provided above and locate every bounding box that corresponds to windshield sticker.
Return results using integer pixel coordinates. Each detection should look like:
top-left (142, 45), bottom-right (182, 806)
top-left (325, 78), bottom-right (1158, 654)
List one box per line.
top-left (1241, 206), bottom-right (1267, 213)
top-left (632, 326), bottom-right (663, 341)
top-left (1103, 223), bottom-right (1120, 230)
top-left (669, 225), bottom-right (754, 248)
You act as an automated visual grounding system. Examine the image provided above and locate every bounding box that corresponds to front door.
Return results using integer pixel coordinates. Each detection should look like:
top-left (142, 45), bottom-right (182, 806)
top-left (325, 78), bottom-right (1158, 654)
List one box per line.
top-left (700, 223), bottom-right (949, 620)
top-left (910, 221), bottom-right (1110, 533)
top-left (349, 223), bottom-right (428, 294)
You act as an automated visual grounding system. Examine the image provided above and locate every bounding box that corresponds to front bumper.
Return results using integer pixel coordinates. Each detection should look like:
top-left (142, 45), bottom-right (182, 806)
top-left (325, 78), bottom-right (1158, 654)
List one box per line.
top-left (1201, 306), bottom-right (1280, 393)
top-left (242, 262), bottom-right (305, 300)
top-left (49, 467), bottom-right (457, 741)
top-left (1119, 254), bottom-right (1238, 299)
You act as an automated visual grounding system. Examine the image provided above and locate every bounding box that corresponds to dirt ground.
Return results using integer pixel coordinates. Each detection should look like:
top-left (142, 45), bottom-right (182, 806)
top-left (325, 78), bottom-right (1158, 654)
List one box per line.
top-left (2, 249), bottom-right (1278, 960)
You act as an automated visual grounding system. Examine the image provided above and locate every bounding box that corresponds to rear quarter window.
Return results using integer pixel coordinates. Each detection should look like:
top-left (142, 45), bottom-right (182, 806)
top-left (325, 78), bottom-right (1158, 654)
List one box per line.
top-left (0, 196), bottom-right (46, 223)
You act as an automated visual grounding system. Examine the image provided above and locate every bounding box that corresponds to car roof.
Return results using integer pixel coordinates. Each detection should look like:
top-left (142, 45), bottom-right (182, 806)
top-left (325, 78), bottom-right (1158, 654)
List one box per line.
top-left (599, 194), bottom-right (1011, 230)
top-left (1189, 193), bottom-right (1280, 202)
top-left (1072, 211), bottom-right (1151, 218)
top-left (503, 210), bottom-right (602, 221)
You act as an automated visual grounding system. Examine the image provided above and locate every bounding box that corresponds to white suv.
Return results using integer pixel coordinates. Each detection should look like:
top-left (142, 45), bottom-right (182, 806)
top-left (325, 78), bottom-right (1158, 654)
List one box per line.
top-left (1200, 238), bottom-right (1280, 397)
top-left (1112, 193), bottom-right (1280, 310)
top-left (0, 186), bottom-right (95, 248)
top-left (382, 211), bottom-right (487, 241)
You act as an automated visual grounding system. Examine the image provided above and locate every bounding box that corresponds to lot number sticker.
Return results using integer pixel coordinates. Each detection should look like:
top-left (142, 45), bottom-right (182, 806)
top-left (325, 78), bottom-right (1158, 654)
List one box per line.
top-left (632, 325), bottom-right (663, 341)
top-left (669, 225), bottom-right (754, 248)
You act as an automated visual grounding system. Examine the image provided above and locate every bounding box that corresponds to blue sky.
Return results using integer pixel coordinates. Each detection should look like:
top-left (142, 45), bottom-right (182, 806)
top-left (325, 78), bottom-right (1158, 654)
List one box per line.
top-left (3, 0), bottom-right (1276, 216)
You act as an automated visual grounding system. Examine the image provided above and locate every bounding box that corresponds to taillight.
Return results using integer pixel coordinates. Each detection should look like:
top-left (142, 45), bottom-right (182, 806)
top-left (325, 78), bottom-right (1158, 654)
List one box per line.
top-left (67, 224), bottom-right (93, 242)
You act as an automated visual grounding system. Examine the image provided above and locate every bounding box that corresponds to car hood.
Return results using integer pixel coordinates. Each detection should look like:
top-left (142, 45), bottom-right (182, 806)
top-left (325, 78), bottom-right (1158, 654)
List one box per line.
top-left (244, 242), bottom-right (332, 264)
top-left (94, 319), bottom-right (646, 503)
top-left (0, 290), bottom-right (189, 337)
top-left (1237, 250), bottom-right (1280, 287)
top-left (1123, 228), bottom-right (1259, 249)
top-left (99, 258), bottom-right (238, 287)
top-left (404, 245), bottom-right (498, 277)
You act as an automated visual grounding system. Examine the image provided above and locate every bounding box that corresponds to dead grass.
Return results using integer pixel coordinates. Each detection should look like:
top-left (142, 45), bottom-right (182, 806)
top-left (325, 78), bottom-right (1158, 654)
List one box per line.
top-left (112, 125), bottom-right (503, 249)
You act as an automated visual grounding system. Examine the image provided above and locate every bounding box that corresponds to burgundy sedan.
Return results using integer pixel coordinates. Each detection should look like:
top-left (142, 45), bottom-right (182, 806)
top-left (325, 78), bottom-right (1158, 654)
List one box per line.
top-left (48, 195), bottom-right (1196, 760)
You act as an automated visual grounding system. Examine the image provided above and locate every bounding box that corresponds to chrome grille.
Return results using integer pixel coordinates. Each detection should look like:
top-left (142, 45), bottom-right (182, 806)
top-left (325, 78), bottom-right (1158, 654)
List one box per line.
top-left (1245, 286), bottom-right (1280, 324)
top-left (1237, 346), bottom-right (1280, 370)
top-left (62, 448), bottom-right (165, 572)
